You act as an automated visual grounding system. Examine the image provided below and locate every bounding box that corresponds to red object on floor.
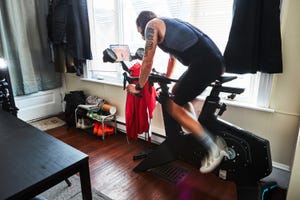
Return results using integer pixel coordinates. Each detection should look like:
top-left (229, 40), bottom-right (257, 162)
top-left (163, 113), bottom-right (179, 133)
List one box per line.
top-left (125, 62), bottom-right (157, 140)
top-left (93, 122), bottom-right (99, 135)
top-left (105, 126), bottom-right (115, 135)
top-left (97, 123), bottom-right (115, 137)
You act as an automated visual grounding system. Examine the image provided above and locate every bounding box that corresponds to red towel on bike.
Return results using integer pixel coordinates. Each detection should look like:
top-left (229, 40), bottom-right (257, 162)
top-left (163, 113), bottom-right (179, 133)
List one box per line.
top-left (125, 62), bottom-right (157, 140)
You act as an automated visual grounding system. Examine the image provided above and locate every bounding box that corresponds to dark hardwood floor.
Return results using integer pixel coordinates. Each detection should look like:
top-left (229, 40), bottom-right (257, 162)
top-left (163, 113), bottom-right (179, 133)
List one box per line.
top-left (46, 123), bottom-right (286, 200)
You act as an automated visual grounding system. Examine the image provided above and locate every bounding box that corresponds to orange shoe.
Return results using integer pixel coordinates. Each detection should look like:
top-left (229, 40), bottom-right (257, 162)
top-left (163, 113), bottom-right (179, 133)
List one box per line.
top-left (93, 122), bottom-right (99, 135)
top-left (97, 123), bottom-right (103, 137)
top-left (106, 126), bottom-right (115, 135)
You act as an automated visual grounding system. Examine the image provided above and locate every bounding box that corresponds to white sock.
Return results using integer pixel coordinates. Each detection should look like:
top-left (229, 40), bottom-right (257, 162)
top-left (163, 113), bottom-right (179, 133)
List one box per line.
top-left (199, 132), bottom-right (219, 157)
top-left (181, 102), bottom-right (198, 133)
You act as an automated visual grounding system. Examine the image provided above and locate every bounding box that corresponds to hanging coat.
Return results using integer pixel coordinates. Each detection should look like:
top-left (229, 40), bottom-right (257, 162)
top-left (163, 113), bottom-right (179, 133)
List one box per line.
top-left (224, 0), bottom-right (282, 74)
top-left (125, 62), bottom-right (157, 140)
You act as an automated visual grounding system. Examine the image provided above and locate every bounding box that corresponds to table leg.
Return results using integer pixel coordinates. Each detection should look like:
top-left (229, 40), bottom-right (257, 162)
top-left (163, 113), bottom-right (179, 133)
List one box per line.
top-left (79, 159), bottom-right (92, 200)
top-left (65, 178), bottom-right (72, 187)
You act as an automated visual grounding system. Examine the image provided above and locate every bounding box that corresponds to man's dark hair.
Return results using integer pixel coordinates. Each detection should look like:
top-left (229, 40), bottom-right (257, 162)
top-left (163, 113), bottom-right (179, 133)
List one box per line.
top-left (136, 11), bottom-right (157, 36)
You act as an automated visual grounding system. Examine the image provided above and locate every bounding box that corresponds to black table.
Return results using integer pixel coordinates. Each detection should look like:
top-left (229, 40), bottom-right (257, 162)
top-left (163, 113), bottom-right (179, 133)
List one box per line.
top-left (0, 111), bottom-right (92, 200)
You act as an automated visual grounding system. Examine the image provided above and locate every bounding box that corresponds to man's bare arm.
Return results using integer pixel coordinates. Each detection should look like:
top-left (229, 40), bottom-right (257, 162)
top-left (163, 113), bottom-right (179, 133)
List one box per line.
top-left (165, 56), bottom-right (176, 78)
top-left (138, 22), bottom-right (159, 88)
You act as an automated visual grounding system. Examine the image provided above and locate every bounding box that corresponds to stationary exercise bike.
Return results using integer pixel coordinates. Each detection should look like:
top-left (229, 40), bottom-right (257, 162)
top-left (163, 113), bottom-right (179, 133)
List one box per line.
top-left (103, 47), bottom-right (277, 199)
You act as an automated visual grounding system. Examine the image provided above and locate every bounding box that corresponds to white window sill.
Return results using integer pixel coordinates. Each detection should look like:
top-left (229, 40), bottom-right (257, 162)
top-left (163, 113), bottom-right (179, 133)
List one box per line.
top-left (81, 77), bottom-right (275, 113)
top-left (226, 100), bottom-right (274, 113)
top-left (195, 95), bottom-right (274, 113)
top-left (81, 77), bottom-right (123, 87)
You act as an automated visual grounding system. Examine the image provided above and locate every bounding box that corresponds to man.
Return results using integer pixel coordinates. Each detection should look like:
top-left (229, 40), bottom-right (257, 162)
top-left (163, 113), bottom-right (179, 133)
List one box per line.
top-left (127, 11), bottom-right (227, 173)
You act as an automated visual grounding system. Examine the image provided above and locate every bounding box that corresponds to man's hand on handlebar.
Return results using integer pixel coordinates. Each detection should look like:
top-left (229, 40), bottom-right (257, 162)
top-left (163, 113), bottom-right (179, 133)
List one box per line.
top-left (126, 84), bottom-right (141, 96)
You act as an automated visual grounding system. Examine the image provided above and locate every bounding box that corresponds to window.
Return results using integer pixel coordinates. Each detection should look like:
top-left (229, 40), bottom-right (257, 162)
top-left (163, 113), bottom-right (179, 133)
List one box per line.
top-left (86, 1), bottom-right (121, 81)
top-left (86, 0), bottom-right (273, 108)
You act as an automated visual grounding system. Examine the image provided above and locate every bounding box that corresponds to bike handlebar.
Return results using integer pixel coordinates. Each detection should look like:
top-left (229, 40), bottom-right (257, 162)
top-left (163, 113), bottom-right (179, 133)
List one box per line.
top-left (103, 47), bottom-right (244, 95)
top-left (122, 71), bottom-right (177, 89)
top-left (123, 69), bottom-right (244, 98)
top-left (123, 69), bottom-right (177, 98)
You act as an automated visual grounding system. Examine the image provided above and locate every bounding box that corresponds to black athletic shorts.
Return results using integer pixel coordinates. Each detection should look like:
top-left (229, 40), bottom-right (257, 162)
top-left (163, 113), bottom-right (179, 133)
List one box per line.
top-left (173, 40), bottom-right (225, 106)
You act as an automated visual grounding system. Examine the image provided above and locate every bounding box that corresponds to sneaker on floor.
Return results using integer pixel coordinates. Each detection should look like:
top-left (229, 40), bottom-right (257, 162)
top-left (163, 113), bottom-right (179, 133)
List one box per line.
top-left (76, 118), bottom-right (82, 128)
top-left (199, 150), bottom-right (228, 173)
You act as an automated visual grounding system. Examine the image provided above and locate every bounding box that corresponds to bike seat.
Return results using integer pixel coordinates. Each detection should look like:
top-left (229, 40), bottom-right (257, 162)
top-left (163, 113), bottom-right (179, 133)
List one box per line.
top-left (217, 76), bottom-right (237, 84)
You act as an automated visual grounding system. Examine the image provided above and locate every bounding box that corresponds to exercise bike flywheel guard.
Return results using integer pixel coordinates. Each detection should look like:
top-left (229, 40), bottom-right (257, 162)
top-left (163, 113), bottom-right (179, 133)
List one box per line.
top-left (203, 117), bottom-right (273, 186)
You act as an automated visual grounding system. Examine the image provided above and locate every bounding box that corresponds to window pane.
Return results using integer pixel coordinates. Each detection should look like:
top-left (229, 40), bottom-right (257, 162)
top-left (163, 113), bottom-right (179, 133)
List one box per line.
top-left (87, 0), bottom-right (119, 76)
top-left (222, 73), bottom-right (258, 104)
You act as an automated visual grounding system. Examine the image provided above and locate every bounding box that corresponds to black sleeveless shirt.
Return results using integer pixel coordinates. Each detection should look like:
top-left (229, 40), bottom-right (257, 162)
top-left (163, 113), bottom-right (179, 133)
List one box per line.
top-left (158, 17), bottom-right (223, 66)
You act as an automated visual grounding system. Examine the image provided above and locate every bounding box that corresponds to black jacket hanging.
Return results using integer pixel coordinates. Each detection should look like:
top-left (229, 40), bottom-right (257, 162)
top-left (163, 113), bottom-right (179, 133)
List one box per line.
top-left (224, 0), bottom-right (283, 74)
top-left (66, 0), bottom-right (92, 60)
top-left (47, 0), bottom-right (92, 75)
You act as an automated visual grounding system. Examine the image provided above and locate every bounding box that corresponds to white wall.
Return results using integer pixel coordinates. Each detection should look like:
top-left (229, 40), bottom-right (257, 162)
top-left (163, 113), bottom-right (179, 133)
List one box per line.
top-left (286, 126), bottom-right (300, 199)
